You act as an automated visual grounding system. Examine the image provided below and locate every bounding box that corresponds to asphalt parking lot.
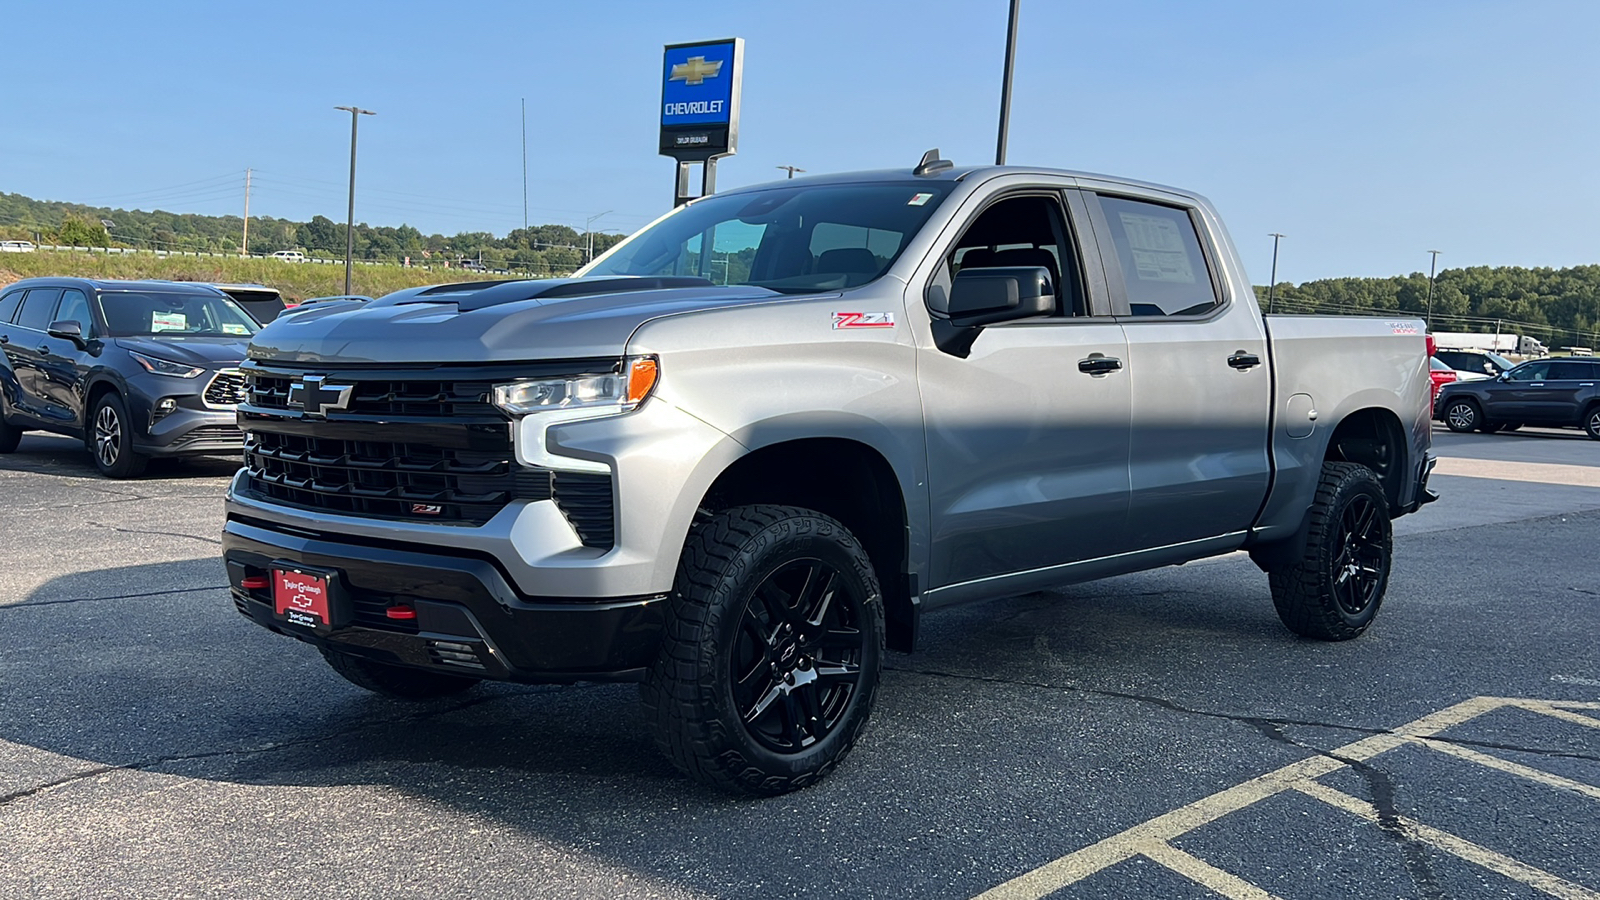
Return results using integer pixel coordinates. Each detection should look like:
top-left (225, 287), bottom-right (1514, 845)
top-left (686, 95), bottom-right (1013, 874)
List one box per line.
top-left (1, 427), bottom-right (1596, 899)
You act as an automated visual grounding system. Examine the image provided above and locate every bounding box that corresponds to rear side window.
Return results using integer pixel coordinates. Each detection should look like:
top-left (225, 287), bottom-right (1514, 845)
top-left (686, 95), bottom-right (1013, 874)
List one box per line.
top-left (1547, 360), bottom-right (1594, 380)
top-left (1096, 196), bottom-right (1220, 317)
top-left (0, 291), bottom-right (20, 323)
top-left (15, 288), bottom-right (63, 331)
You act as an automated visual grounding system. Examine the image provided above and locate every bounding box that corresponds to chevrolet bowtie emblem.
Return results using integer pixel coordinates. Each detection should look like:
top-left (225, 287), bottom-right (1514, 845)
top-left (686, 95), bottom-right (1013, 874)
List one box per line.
top-left (287, 375), bottom-right (354, 417)
top-left (669, 56), bottom-right (723, 86)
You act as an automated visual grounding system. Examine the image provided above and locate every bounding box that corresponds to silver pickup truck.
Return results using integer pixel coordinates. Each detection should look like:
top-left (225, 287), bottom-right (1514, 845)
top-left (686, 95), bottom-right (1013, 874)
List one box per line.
top-left (222, 156), bottom-right (1436, 794)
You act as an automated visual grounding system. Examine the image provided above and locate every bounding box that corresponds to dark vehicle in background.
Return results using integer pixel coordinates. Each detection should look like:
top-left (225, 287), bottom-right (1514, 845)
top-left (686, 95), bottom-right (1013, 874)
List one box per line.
top-left (1435, 348), bottom-right (1514, 380)
top-left (1429, 357), bottom-right (1457, 406)
top-left (212, 283), bottom-right (291, 324)
top-left (0, 278), bottom-right (257, 476)
top-left (1436, 357), bottom-right (1600, 439)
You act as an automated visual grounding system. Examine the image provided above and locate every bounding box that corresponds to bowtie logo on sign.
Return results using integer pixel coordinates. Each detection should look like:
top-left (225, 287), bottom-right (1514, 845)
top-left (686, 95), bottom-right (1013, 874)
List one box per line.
top-left (669, 56), bottom-right (722, 86)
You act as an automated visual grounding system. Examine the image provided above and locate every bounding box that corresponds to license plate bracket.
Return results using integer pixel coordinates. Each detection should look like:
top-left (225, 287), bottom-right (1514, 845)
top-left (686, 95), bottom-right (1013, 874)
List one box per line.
top-left (271, 563), bottom-right (348, 630)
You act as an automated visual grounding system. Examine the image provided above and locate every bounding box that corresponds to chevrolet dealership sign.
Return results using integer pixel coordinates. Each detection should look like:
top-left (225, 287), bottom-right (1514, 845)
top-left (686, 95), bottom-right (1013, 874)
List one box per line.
top-left (660, 38), bottom-right (743, 159)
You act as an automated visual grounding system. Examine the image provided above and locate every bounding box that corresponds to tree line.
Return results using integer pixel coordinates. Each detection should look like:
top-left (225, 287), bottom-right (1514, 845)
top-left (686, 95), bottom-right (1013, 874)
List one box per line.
top-left (0, 191), bottom-right (625, 275)
top-left (1255, 265), bottom-right (1600, 350)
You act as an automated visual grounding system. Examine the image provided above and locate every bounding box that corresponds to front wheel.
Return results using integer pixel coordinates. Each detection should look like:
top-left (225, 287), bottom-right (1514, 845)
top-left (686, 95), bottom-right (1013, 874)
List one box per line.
top-left (90, 392), bottom-right (149, 478)
top-left (1269, 462), bottom-right (1392, 641)
top-left (642, 505), bottom-right (884, 795)
top-left (1442, 398), bottom-right (1479, 433)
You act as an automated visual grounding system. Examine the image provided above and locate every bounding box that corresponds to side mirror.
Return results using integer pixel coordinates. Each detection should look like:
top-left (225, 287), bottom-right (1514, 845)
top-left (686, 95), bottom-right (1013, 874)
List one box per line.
top-left (947, 266), bottom-right (1055, 327)
top-left (47, 320), bottom-right (86, 347)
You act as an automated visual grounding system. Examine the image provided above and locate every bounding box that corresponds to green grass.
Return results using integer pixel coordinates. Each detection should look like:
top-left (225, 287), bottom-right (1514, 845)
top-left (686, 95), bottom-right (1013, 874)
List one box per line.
top-left (0, 248), bottom-right (539, 302)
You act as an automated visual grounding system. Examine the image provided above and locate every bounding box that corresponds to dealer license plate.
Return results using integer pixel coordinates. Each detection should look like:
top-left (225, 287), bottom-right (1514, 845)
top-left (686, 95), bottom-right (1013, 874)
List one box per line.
top-left (274, 568), bottom-right (331, 627)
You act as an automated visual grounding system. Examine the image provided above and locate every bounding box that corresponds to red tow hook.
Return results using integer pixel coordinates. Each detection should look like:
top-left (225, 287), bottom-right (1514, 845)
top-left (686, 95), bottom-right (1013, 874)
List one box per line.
top-left (240, 576), bottom-right (269, 590)
top-left (385, 605), bottom-right (418, 621)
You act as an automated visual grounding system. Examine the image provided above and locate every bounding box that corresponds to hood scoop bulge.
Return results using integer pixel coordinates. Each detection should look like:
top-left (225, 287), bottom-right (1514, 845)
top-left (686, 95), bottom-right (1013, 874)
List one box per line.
top-left (383, 276), bottom-right (717, 313)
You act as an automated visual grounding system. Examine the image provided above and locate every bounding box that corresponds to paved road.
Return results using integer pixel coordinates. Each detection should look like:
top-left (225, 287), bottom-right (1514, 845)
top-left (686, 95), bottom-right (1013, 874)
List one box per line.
top-left (0, 428), bottom-right (1595, 899)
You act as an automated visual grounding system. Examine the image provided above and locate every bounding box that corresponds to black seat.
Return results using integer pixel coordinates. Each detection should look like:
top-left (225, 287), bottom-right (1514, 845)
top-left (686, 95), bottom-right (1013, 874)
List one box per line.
top-left (816, 248), bottom-right (879, 276)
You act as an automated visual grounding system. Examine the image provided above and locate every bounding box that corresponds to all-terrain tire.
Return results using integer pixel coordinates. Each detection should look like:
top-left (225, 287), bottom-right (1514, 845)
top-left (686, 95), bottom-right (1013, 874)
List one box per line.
top-left (1442, 398), bottom-right (1480, 433)
top-left (641, 505), bottom-right (884, 796)
top-left (319, 647), bottom-right (481, 700)
top-left (1269, 462), bottom-right (1392, 641)
top-left (89, 392), bottom-right (149, 478)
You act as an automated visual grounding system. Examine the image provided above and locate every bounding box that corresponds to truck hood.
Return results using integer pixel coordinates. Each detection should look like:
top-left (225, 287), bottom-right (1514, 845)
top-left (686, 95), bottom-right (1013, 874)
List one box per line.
top-left (114, 336), bottom-right (248, 368)
top-left (246, 277), bottom-right (786, 365)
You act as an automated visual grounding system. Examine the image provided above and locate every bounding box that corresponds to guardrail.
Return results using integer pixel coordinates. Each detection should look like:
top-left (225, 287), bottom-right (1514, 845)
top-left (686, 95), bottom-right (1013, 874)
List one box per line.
top-left (24, 244), bottom-right (559, 275)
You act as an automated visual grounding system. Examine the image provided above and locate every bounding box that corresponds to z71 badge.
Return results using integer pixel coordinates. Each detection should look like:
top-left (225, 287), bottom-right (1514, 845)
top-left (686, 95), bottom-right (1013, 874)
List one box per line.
top-left (832, 311), bottom-right (895, 329)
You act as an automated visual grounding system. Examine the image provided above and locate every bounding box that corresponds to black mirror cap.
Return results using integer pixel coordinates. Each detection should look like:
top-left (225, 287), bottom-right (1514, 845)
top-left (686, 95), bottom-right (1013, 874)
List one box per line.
top-left (47, 320), bottom-right (85, 343)
top-left (948, 266), bottom-right (1055, 327)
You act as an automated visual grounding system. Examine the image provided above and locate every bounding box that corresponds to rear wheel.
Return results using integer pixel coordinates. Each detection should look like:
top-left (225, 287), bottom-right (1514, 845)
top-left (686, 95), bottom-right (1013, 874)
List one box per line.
top-left (319, 647), bottom-right (481, 700)
top-left (1269, 462), bottom-right (1392, 641)
top-left (89, 392), bottom-right (149, 478)
top-left (642, 505), bottom-right (884, 795)
top-left (1585, 407), bottom-right (1600, 441)
top-left (1443, 398), bottom-right (1479, 433)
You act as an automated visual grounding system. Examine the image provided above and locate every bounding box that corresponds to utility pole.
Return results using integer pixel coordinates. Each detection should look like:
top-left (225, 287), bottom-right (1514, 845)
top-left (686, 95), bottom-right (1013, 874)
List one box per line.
top-left (241, 168), bottom-right (252, 257)
top-left (1266, 233), bottom-right (1284, 314)
top-left (995, 0), bottom-right (1021, 165)
top-left (521, 98), bottom-right (529, 232)
top-left (776, 165), bottom-right (805, 179)
top-left (1425, 249), bottom-right (1441, 328)
top-left (335, 105), bottom-right (376, 295)
top-left (584, 210), bottom-right (612, 264)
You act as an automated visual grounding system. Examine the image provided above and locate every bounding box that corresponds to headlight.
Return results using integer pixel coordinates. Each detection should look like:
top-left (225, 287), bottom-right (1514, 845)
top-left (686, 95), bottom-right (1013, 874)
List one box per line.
top-left (494, 357), bottom-right (659, 416)
top-left (128, 350), bottom-right (205, 379)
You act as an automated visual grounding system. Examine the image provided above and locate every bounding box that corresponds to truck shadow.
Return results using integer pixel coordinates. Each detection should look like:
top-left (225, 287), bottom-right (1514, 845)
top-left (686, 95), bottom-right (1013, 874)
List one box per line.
top-left (0, 557), bottom-right (1378, 898)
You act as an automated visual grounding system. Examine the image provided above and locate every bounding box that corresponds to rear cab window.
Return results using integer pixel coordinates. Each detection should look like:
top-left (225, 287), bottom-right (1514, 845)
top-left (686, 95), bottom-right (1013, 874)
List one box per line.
top-left (1092, 195), bottom-right (1222, 318)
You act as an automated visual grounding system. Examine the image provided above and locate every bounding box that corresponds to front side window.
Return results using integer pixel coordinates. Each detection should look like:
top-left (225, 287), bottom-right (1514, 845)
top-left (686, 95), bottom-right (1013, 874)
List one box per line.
top-left (1506, 361), bottom-right (1550, 382)
top-left (94, 291), bottom-right (260, 338)
top-left (931, 193), bottom-right (1084, 317)
top-left (585, 183), bottom-right (950, 292)
top-left (15, 288), bottom-right (63, 331)
top-left (1096, 196), bottom-right (1220, 317)
top-left (55, 289), bottom-right (92, 333)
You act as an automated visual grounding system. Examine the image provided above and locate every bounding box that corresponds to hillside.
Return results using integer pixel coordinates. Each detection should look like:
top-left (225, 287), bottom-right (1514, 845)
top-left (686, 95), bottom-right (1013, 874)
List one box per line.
top-left (0, 189), bottom-right (625, 276)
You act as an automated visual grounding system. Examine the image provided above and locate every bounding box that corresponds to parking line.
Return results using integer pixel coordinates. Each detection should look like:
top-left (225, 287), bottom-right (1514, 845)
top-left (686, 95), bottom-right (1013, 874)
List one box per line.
top-left (972, 697), bottom-right (1599, 900)
top-left (1138, 841), bottom-right (1282, 900)
top-left (1412, 737), bottom-right (1600, 801)
top-left (1293, 780), bottom-right (1600, 900)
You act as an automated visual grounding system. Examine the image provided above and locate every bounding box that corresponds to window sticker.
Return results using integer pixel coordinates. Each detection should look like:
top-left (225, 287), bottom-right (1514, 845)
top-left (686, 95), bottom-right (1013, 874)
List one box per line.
top-left (221, 322), bottom-right (250, 335)
top-left (908, 192), bottom-right (934, 207)
top-left (1118, 212), bottom-right (1196, 284)
top-left (151, 312), bottom-right (188, 332)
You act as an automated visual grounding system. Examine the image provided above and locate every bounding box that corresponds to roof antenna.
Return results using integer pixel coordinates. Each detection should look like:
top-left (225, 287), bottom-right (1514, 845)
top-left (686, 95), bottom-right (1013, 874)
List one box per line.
top-left (914, 148), bottom-right (954, 177)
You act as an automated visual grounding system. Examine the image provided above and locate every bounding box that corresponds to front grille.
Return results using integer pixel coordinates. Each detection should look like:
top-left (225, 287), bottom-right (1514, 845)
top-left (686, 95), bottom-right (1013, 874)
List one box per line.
top-left (237, 363), bottom-right (617, 547)
top-left (246, 373), bottom-right (499, 417)
top-left (204, 369), bottom-right (248, 407)
top-left (243, 431), bottom-right (550, 524)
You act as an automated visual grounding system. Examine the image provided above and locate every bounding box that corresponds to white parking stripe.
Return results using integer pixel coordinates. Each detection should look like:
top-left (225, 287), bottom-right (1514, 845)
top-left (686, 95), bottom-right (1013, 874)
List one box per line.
top-left (1293, 780), bottom-right (1600, 900)
top-left (972, 697), bottom-right (1600, 900)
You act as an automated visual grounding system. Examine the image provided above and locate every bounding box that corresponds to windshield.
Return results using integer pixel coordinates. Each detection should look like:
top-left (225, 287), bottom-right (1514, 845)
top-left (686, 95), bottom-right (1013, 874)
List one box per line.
top-left (96, 291), bottom-right (260, 338)
top-left (585, 182), bottom-right (951, 293)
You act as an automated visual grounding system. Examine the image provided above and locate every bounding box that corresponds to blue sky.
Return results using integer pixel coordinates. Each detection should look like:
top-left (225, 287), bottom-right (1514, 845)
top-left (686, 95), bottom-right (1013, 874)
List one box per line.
top-left (2, 0), bottom-right (1596, 282)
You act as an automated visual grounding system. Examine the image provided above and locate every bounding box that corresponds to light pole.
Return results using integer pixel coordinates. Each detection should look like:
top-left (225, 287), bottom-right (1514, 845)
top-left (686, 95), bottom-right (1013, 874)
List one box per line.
top-left (335, 105), bottom-right (376, 295)
top-left (995, 0), bottom-right (1021, 165)
top-left (1425, 249), bottom-right (1441, 328)
top-left (584, 210), bottom-right (612, 263)
top-left (776, 165), bottom-right (805, 179)
top-left (1266, 233), bottom-right (1285, 314)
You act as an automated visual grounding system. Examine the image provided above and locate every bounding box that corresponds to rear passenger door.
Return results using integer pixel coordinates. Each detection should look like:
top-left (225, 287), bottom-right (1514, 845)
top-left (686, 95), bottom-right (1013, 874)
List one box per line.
top-left (1529, 360), bottom-right (1594, 425)
top-left (1080, 188), bottom-right (1272, 549)
top-left (6, 287), bottom-right (63, 424)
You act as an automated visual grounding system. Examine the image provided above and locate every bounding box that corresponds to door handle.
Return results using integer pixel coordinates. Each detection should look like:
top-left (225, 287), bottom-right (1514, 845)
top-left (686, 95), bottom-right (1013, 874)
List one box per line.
top-left (1227, 351), bottom-right (1262, 370)
top-left (0, 334), bottom-right (8, 344)
top-left (1078, 355), bottom-right (1123, 375)
top-left (37, 344), bottom-right (50, 354)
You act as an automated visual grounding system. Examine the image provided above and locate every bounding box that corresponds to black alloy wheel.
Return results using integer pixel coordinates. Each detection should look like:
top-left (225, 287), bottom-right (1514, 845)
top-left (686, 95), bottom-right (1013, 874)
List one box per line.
top-left (643, 505), bottom-right (884, 795)
top-left (730, 558), bottom-right (867, 754)
top-left (1269, 461), bottom-right (1392, 640)
top-left (1443, 398), bottom-right (1479, 433)
top-left (1329, 493), bottom-right (1386, 617)
top-left (90, 393), bottom-right (148, 478)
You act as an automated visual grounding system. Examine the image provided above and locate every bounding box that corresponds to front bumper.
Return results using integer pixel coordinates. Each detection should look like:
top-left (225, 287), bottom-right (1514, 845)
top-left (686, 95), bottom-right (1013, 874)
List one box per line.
top-left (222, 515), bottom-right (665, 683)
top-left (127, 370), bottom-right (243, 455)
